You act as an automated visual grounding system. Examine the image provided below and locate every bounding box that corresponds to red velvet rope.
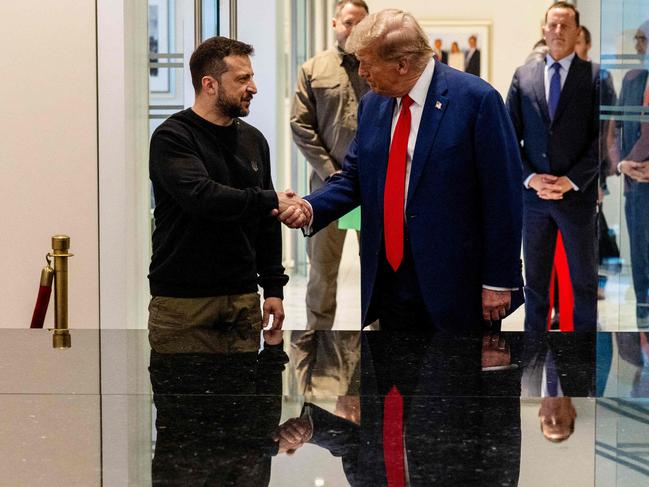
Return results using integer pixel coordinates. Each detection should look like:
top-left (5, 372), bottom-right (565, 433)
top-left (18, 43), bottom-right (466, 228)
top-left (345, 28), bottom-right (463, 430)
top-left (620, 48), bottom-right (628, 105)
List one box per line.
top-left (30, 285), bottom-right (52, 329)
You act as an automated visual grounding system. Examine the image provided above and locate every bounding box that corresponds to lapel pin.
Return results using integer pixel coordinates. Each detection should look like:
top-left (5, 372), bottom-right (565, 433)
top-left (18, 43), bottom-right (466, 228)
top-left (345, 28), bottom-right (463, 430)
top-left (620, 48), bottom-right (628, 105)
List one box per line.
top-left (435, 101), bottom-right (443, 110)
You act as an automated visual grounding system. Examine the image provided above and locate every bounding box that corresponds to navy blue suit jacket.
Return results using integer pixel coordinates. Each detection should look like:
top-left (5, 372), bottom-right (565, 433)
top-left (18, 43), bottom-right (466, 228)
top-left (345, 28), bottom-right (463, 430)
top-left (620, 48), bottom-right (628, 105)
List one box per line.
top-left (506, 57), bottom-right (600, 205)
top-left (304, 62), bottom-right (523, 331)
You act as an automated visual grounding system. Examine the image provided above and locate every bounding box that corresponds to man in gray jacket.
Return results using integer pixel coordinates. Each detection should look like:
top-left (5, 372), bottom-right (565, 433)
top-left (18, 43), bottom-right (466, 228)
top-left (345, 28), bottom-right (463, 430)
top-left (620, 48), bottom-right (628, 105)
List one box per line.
top-left (290, 0), bottom-right (369, 330)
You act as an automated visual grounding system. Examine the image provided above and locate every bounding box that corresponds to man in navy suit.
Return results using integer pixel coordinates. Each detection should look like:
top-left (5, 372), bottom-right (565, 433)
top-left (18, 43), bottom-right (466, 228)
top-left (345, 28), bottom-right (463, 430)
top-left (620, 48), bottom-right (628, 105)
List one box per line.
top-left (506, 2), bottom-right (600, 331)
top-left (278, 9), bottom-right (523, 333)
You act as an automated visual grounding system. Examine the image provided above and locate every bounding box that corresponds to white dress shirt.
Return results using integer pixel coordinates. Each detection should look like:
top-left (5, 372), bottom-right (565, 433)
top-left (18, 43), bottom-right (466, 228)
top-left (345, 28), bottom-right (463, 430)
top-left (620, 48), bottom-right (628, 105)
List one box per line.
top-left (391, 56), bottom-right (436, 202)
top-left (543, 52), bottom-right (574, 102)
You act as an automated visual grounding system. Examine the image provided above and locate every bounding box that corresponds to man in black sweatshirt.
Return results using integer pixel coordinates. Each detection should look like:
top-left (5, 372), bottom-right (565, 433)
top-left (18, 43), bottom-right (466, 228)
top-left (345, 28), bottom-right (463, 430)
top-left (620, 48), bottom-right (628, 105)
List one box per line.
top-left (148, 36), bottom-right (300, 353)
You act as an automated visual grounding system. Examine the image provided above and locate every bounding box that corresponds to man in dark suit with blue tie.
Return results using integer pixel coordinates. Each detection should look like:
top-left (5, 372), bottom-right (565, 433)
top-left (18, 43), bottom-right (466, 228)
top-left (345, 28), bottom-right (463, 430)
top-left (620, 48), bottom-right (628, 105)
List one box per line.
top-left (278, 9), bottom-right (523, 333)
top-left (506, 2), bottom-right (600, 331)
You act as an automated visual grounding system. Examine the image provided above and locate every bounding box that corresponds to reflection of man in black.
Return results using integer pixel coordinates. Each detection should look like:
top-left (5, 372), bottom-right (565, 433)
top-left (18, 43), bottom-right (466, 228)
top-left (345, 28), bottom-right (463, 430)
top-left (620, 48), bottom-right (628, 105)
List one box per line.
top-left (149, 330), bottom-right (289, 487)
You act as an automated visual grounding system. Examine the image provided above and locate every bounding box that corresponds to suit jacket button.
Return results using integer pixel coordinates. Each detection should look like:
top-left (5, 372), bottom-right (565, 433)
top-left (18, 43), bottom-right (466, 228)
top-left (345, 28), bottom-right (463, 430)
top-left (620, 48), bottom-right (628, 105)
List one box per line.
top-left (542, 153), bottom-right (547, 158)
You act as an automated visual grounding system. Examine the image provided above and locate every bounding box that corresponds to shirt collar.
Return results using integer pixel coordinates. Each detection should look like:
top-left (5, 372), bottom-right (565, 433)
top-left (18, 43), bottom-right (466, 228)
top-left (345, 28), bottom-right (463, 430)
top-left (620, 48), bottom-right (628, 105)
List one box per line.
top-left (397, 56), bottom-right (436, 108)
top-left (545, 51), bottom-right (575, 71)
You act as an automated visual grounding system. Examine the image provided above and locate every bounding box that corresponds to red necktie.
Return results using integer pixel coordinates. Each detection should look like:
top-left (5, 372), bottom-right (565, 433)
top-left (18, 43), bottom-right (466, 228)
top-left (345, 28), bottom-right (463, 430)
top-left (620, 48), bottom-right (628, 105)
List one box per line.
top-left (644, 87), bottom-right (649, 106)
top-left (384, 95), bottom-right (414, 272)
top-left (383, 385), bottom-right (405, 487)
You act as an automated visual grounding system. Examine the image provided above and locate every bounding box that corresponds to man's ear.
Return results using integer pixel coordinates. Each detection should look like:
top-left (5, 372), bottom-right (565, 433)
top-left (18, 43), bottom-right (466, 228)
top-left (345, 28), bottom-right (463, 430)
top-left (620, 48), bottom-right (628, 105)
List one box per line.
top-left (396, 58), bottom-right (410, 74)
top-left (201, 75), bottom-right (218, 96)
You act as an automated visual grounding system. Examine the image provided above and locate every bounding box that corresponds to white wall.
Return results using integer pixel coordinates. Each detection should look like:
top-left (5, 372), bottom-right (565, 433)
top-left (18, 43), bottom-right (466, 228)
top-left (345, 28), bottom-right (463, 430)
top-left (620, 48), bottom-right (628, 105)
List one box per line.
top-left (367, 0), bottom-right (552, 97)
top-left (98, 1), bottom-right (151, 330)
top-left (0, 1), bottom-right (99, 329)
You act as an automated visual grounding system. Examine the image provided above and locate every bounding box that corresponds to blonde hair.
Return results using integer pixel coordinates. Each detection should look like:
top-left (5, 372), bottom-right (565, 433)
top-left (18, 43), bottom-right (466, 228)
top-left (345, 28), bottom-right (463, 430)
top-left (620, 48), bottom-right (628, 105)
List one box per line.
top-left (346, 9), bottom-right (433, 69)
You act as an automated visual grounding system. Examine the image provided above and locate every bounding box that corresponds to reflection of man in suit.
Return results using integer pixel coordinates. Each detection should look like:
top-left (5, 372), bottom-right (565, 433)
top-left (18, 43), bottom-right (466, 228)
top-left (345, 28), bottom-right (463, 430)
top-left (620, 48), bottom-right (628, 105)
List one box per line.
top-left (433, 38), bottom-right (448, 64)
top-left (610, 20), bottom-right (649, 329)
top-left (279, 9), bottom-right (524, 332)
top-left (465, 35), bottom-right (481, 76)
top-left (506, 2), bottom-right (600, 331)
top-left (539, 397), bottom-right (577, 442)
top-left (521, 331), bottom-right (596, 397)
top-left (276, 331), bottom-right (522, 486)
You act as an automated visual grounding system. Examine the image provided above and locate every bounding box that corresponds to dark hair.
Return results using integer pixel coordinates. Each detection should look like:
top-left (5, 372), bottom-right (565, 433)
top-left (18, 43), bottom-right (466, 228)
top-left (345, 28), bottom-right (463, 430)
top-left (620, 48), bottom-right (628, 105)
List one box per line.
top-left (545, 2), bottom-right (580, 27)
top-left (334, 0), bottom-right (369, 18)
top-left (189, 36), bottom-right (254, 93)
top-left (580, 25), bottom-right (592, 44)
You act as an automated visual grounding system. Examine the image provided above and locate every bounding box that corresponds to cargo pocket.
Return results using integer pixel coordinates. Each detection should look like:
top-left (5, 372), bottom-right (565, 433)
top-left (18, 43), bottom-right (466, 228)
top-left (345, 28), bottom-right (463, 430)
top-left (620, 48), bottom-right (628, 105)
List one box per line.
top-left (147, 296), bottom-right (189, 353)
top-left (221, 293), bottom-right (262, 354)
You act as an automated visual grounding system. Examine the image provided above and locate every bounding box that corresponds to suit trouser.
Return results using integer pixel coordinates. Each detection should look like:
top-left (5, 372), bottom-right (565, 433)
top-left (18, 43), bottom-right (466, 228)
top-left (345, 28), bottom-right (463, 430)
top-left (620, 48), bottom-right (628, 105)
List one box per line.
top-left (289, 329), bottom-right (361, 396)
top-left (521, 332), bottom-right (596, 396)
top-left (523, 199), bottom-right (598, 331)
top-left (306, 219), bottom-right (359, 329)
top-left (625, 183), bottom-right (649, 324)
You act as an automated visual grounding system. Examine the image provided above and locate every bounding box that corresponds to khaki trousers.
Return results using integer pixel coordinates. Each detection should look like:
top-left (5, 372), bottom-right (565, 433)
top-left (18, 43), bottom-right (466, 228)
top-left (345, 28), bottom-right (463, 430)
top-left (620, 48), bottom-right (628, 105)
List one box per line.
top-left (148, 293), bottom-right (262, 354)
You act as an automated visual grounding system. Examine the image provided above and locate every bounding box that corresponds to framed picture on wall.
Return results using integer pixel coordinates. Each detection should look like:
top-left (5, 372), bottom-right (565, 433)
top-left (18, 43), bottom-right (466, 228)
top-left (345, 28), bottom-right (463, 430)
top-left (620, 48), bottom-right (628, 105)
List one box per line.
top-left (149, 0), bottom-right (171, 93)
top-left (420, 20), bottom-right (492, 83)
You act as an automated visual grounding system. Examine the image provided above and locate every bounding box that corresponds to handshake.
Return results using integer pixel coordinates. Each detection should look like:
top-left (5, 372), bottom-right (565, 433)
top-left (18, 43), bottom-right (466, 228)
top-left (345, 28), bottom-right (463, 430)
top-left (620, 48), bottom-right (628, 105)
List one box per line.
top-left (272, 416), bottom-right (313, 455)
top-left (272, 190), bottom-right (312, 229)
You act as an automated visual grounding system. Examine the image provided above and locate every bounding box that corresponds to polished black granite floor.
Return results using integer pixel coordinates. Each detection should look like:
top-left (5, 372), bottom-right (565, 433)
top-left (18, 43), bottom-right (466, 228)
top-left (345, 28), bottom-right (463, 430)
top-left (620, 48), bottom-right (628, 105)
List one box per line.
top-left (1, 329), bottom-right (648, 486)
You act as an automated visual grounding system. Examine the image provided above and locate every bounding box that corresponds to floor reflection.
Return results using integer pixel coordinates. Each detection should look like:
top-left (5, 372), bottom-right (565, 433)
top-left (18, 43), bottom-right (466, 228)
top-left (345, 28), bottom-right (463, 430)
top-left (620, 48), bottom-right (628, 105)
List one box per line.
top-left (3, 329), bottom-right (647, 485)
top-left (149, 334), bottom-right (288, 486)
top-left (143, 327), bottom-right (649, 486)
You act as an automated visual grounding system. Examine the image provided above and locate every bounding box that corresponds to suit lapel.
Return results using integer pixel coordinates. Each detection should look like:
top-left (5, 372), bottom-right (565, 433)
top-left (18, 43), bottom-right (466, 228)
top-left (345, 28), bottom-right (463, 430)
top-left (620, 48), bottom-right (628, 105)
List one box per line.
top-left (406, 64), bottom-right (449, 206)
top-left (532, 60), bottom-right (551, 124)
top-left (375, 96), bottom-right (396, 218)
top-left (552, 56), bottom-right (589, 124)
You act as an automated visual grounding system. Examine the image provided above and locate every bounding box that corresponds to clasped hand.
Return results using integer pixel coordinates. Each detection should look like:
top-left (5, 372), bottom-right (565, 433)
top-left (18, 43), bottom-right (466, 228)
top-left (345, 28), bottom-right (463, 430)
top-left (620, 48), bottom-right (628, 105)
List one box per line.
top-left (619, 160), bottom-right (649, 183)
top-left (272, 189), bottom-right (311, 228)
top-left (273, 417), bottom-right (312, 455)
top-left (529, 174), bottom-right (573, 200)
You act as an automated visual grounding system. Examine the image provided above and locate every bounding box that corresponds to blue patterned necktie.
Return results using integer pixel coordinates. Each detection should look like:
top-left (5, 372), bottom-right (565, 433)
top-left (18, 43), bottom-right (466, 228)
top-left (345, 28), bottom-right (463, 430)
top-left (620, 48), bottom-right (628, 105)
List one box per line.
top-left (548, 62), bottom-right (562, 120)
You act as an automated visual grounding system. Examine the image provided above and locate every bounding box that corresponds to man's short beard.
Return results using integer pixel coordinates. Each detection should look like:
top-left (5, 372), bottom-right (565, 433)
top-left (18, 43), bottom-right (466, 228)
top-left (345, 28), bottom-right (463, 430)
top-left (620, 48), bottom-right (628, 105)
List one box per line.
top-left (216, 83), bottom-right (249, 119)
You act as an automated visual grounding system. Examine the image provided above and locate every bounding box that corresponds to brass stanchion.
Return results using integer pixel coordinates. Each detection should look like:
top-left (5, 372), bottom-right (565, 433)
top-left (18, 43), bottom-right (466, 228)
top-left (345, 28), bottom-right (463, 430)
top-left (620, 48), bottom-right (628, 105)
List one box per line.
top-left (50, 235), bottom-right (73, 349)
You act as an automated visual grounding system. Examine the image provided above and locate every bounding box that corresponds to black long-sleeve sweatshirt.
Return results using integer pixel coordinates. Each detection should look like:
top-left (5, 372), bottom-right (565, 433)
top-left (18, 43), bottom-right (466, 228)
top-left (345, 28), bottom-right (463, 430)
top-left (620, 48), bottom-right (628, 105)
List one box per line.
top-left (148, 108), bottom-right (288, 299)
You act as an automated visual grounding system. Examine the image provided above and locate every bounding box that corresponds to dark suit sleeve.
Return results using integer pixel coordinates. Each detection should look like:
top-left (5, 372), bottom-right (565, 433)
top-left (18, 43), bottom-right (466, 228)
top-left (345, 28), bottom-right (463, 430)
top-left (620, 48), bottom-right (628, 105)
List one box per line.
top-left (476, 89), bottom-right (524, 288)
top-left (506, 69), bottom-right (533, 182)
top-left (304, 99), bottom-right (364, 234)
top-left (565, 70), bottom-right (600, 189)
top-left (305, 403), bottom-right (359, 458)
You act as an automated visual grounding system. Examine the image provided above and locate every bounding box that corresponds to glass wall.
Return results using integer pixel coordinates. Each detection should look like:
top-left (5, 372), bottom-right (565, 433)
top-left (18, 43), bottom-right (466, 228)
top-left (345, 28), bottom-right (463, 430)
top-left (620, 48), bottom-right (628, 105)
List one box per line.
top-left (599, 0), bottom-right (649, 331)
